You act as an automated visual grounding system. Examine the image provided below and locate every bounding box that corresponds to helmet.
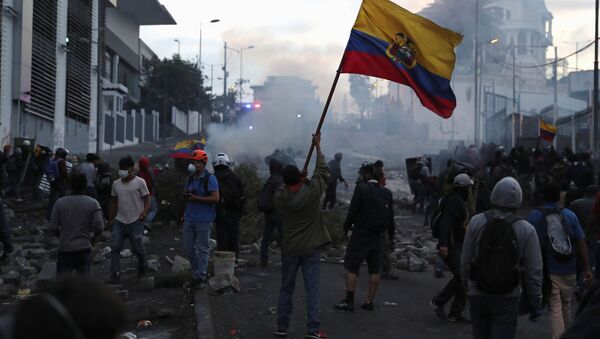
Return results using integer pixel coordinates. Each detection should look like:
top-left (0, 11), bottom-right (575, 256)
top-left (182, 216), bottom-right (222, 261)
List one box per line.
top-left (213, 153), bottom-right (230, 168)
top-left (453, 173), bottom-right (473, 187)
top-left (190, 150), bottom-right (208, 163)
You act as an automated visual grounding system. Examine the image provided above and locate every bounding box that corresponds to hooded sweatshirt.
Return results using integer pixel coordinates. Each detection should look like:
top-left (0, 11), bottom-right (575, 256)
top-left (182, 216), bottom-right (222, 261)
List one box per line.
top-left (274, 153), bottom-right (331, 256)
top-left (461, 177), bottom-right (543, 308)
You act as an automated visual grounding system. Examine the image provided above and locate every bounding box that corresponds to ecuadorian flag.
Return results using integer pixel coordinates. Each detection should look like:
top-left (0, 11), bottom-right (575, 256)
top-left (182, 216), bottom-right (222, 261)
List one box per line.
top-left (540, 118), bottom-right (558, 142)
top-left (341, 0), bottom-right (463, 118)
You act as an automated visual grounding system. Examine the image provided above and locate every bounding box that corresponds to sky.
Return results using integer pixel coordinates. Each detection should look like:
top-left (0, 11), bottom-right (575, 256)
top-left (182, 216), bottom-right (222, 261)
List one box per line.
top-left (140, 0), bottom-right (597, 112)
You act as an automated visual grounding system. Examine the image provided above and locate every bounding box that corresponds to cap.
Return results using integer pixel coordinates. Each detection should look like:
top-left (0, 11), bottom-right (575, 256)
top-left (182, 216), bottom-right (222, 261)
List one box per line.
top-left (453, 173), bottom-right (473, 187)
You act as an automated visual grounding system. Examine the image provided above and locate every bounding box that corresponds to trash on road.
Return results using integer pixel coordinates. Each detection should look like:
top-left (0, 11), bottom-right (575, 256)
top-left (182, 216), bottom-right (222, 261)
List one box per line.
top-left (383, 301), bottom-right (398, 307)
top-left (137, 320), bottom-right (153, 328)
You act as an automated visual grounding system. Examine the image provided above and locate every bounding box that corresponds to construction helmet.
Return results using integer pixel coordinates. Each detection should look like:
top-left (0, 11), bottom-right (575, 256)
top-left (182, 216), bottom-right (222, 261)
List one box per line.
top-left (213, 153), bottom-right (230, 168)
top-left (190, 150), bottom-right (208, 163)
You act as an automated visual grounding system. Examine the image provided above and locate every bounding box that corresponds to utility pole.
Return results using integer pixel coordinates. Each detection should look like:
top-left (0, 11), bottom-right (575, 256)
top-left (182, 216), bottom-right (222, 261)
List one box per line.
top-left (594, 0), bottom-right (599, 180)
top-left (553, 46), bottom-right (558, 147)
top-left (473, 0), bottom-right (480, 146)
top-left (223, 41), bottom-right (228, 115)
top-left (512, 44), bottom-right (516, 148)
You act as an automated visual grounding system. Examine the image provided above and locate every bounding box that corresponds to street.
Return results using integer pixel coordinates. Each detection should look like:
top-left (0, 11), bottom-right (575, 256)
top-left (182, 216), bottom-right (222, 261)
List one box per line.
top-left (209, 213), bottom-right (552, 339)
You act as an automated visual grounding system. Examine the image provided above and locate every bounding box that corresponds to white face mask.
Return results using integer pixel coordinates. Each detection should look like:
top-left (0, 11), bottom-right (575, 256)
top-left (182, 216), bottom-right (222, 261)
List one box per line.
top-left (187, 164), bottom-right (197, 174)
top-left (118, 170), bottom-right (130, 179)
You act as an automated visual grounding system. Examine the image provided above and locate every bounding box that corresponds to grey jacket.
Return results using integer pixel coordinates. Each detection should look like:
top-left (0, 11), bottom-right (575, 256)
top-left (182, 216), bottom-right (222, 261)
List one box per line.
top-left (461, 177), bottom-right (543, 309)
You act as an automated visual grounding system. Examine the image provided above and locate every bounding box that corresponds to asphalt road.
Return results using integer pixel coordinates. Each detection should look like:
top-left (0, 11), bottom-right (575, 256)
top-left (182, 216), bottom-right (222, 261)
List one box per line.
top-left (209, 254), bottom-right (552, 339)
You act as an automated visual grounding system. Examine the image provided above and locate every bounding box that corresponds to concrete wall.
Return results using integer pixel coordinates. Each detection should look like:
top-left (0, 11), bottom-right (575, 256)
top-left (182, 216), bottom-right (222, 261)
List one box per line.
top-left (105, 8), bottom-right (139, 52)
top-left (170, 106), bottom-right (200, 136)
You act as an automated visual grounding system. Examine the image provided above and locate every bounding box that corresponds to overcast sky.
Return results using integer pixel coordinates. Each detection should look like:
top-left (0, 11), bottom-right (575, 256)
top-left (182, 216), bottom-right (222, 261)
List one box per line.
top-left (140, 0), bottom-right (596, 110)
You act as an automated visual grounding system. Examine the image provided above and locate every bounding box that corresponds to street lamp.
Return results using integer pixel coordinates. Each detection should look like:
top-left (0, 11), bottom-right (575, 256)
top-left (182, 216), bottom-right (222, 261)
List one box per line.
top-left (198, 19), bottom-right (220, 70)
top-left (239, 45), bottom-right (255, 104)
top-left (174, 39), bottom-right (180, 56)
top-left (474, 36), bottom-right (499, 145)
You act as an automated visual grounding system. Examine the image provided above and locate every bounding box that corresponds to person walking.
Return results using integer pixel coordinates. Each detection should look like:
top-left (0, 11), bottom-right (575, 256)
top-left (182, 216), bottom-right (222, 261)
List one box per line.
top-left (182, 150), bottom-right (219, 287)
top-left (335, 163), bottom-right (394, 312)
top-left (273, 133), bottom-right (330, 339)
top-left (137, 156), bottom-right (159, 230)
top-left (108, 156), bottom-right (151, 282)
top-left (461, 177), bottom-right (543, 339)
top-left (430, 173), bottom-right (472, 323)
top-left (322, 152), bottom-right (348, 210)
top-left (527, 182), bottom-right (593, 339)
top-left (213, 153), bottom-right (245, 257)
top-left (50, 173), bottom-right (104, 276)
top-left (258, 159), bottom-right (284, 267)
top-left (374, 160), bottom-right (398, 281)
top-left (46, 148), bottom-right (69, 221)
top-left (76, 153), bottom-right (99, 199)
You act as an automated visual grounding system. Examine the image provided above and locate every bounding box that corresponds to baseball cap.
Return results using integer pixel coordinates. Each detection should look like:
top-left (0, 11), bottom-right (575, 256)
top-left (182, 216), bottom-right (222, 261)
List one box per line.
top-left (454, 173), bottom-right (474, 187)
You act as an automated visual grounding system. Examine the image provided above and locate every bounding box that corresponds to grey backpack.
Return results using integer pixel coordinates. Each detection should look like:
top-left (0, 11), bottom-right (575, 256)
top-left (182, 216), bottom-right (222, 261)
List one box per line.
top-left (541, 208), bottom-right (574, 261)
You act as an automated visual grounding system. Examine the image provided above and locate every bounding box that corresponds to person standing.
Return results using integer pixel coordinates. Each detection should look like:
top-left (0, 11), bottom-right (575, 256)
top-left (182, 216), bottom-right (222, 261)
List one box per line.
top-left (46, 148), bottom-right (69, 221)
top-left (182, 150), bottom-right (219, 287)
top-left (51, 173), bottom-right (104, 276)
top-left (273, 133), bottom-right (330, 339)
top-left (95, 158), bottom-right (112, 221)
top-left (76, 153), bottom-right (99, 199)
top-left (374, 160), bottom-right (398, 281)
top-left (322, 152), bottom-right (348, 210)
top-left (335, 163), bottom-right (394, 311)
top-left (430, 173), bottom-right (472, 323)
top-left (258, 159), bottom-right (284, 267)
top-left (108, 156), bottom-right (150, 282)
top-left (0, 149), bottom-right (13, 261)
top-left (137, 156), bottom-right (159, 230)
top-left (527, 182), bottom-right (593, 339)
top-left (213, 153), bottom-right (245, 256)
top-left (461, 177), bottom-right (543, 339)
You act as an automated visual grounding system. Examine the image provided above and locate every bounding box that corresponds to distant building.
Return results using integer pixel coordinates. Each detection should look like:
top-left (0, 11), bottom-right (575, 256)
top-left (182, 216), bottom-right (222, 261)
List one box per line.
top-left (0, 0), bottom-right (174, 153)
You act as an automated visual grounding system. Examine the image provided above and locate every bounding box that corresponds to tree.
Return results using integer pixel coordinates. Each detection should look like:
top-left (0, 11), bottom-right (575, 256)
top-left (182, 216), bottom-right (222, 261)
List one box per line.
top-left (419, 0), bottom-right (502, 71)
top-left (140, 55), bottom-right (212, 114)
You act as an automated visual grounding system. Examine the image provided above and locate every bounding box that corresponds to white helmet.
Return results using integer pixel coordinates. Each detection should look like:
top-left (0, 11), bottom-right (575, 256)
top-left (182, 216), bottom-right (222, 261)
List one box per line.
top-left (213, 153), bottom-right (230, 168)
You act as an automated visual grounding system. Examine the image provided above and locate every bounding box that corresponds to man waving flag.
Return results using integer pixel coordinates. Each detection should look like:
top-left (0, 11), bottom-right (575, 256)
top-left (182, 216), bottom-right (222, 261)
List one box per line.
top-left (341, 0), bottom-right (463, 118)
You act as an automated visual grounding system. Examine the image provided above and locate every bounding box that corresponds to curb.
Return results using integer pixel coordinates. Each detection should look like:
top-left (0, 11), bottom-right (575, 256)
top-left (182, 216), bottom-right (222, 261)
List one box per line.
top-left (195, 289), bottom-right (216, 339)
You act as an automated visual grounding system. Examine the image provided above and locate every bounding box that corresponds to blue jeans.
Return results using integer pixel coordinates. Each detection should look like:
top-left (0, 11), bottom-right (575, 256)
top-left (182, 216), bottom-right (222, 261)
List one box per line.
top-left (277, 249), bottom-right (321, 333)
top-left (57, 249), bottom-right (91, 276)
top-left (469, 295), bottom-right (519, 339)
top-left (147, 196), bottom-right (158, 224)
top-left (182, 221), bottom-right (211, 279)
top-left (110, 220), bottom-right (147, 274)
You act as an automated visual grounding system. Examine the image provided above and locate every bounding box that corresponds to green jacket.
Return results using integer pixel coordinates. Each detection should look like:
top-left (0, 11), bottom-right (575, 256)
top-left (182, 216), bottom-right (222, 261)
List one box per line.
top-left (274, 153), bottom-right (331, 256)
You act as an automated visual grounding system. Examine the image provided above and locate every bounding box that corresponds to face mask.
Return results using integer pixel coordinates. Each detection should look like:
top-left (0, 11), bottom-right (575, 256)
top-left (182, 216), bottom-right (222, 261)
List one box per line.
top-left (187, 164), bottom-right (197, 174)
top-left (118, 170), bottom-right (130, 179)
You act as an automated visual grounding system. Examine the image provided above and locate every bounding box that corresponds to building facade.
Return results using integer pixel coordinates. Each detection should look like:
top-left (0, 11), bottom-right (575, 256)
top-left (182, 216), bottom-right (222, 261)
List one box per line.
top-left (0, 0), bottom-right (174, 154)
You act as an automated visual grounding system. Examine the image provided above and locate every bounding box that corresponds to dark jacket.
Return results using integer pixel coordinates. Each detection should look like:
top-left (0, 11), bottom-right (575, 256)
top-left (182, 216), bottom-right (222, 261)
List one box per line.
top-left (274, 154), bottom-right (331, 256)
top-left (215, 168), bottom-right (245, 219)
top-left (343, 180), bottom-right (394, 238)
top-left (263, 172), bottom-right (283, 216)
top-left (438, 190), bottom-right (469, 248)
top-left (327, 159), bottom-right (345, 186)
top-left (561, 282), bottom-right (600, 339)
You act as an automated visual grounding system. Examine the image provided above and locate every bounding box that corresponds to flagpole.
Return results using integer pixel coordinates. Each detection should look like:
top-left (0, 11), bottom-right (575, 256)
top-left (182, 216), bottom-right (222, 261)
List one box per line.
top-left (302, 58), bottom-right (345, 174)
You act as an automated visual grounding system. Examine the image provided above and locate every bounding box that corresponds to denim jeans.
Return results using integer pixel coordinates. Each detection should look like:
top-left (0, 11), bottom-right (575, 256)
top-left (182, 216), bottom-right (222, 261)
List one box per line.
top-left (57, 249), bottom-right (92, 276)
top-left (182, 221), bottom-right (211, 279)
top-left (277, 249), bottom-right (321, 333)
top-left (469, 295), bottom-right (519, 339)
top-left (146, 196), bottom-right (158, 224)
top-left (110, 220), bottom-right (147, 274)
top-left (433, 246), bottom-right (466, 316)
top-left (260, 213), bottom-right (282, 262)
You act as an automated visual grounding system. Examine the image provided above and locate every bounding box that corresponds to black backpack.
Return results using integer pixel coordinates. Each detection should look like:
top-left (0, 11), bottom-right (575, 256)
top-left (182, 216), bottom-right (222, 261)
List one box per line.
top-left (363, 182), bottom-right (392, 233)
top-left (470, 211), bottom-right (521, 294)
top-left (257, 181), bottom-right (276, 213)
top-left (430, 195), bottom-right (447, 239)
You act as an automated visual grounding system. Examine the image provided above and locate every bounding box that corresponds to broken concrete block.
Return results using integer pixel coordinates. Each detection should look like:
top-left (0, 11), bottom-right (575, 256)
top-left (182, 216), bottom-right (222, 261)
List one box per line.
top-left (208, 273), bottom-right (240, 293)
top-left (37, 262), bottom-right (56, 285)
top-left (147, 259), bottom-right (161, 273)
top-left (120, 249), bottom-right (133, 258)
top-left (1, 270), bottom-right (21, 285)
top-left (408, 256), bottom-right (427, 272)
top-left (171, 255), bottom-right (191, 274)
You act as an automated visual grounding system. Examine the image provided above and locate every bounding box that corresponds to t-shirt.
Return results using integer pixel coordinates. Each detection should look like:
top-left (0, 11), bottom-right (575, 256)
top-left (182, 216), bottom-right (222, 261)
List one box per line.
top-left (184, 171), bottom-right (219, 223)
top-left (111, 176), bottom-right (149, 224)
top-left (51, 195), bottom-right (104, 252)
top-left (527, 203), bottom-right (585, 275)
top-left (77, 162), bottom-right (97, 187)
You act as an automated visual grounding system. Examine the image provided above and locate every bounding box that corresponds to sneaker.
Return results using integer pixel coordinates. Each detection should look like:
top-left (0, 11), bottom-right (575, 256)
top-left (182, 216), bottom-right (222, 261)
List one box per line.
top-left (305, 330), bottom-right (328, 339)
top-left (381, 272), bottom-right (399, 280)
top-left (334, 299), bottom-right (354, 312)
top-left (109, 272), bottom-right (120, 284)
top-left (448, 313), bottom-right (471, 323)
top-left (360, 301), bottom-right (374, 311)
top-left (273, 328), bottom-right (288, 337)
top-left (430, 300), bottom-right (447, 320)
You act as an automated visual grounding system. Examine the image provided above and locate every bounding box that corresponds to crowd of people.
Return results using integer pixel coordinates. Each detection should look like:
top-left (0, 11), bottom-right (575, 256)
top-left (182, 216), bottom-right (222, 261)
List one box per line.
top-left (3, 135), bottom-right (600, 338)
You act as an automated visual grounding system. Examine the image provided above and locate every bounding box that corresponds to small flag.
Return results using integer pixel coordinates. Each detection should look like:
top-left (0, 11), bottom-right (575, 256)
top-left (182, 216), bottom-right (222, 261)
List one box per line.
top-left (539, 118), bottom-right (558, 142)
top-left (340, 0), bottom-right (463, 118)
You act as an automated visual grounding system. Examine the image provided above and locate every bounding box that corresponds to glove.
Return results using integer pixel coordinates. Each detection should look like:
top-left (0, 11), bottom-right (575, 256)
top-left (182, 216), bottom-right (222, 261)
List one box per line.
top-left (529, 307), bottom-right (543, 323)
